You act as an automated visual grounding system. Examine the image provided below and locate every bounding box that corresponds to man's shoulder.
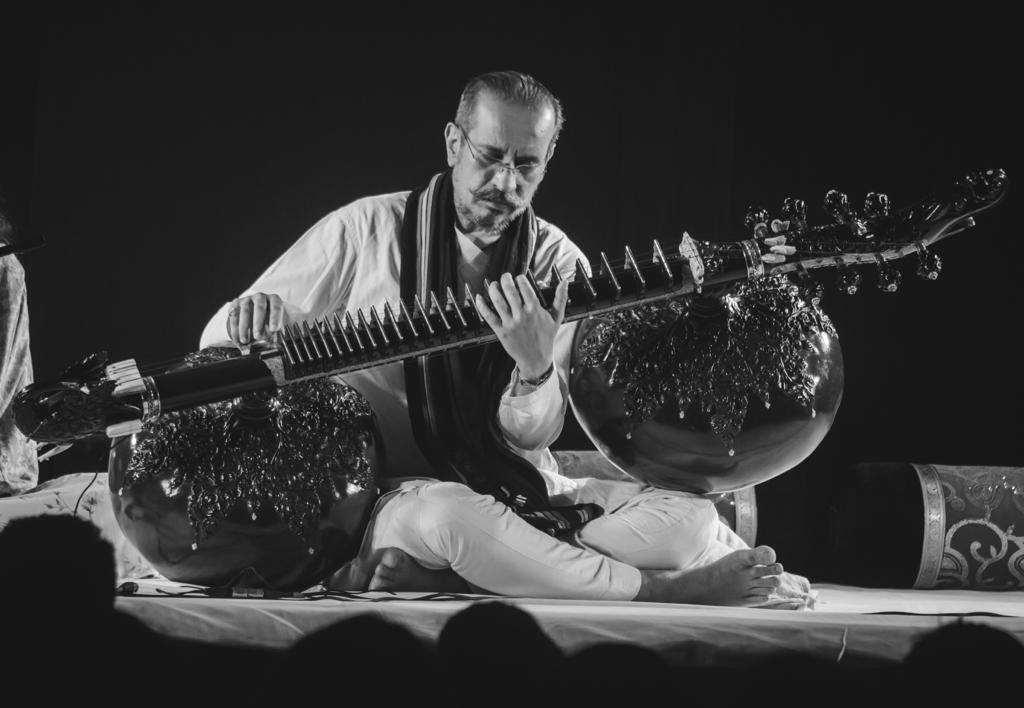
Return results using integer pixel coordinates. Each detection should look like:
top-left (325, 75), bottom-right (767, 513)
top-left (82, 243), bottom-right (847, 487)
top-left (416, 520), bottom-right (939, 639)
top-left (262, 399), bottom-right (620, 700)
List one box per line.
top-left (534, 214), bottom-right (584, 259)
top-left (331, 190), bottom-right (412, 223)
top-left (308, 191), bottom-right (411, 243)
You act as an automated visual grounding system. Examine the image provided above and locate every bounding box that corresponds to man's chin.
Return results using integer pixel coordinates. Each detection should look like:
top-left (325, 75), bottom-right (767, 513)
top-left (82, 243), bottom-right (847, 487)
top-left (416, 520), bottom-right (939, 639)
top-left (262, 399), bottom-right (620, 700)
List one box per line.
top-left (481, 206), bottom-right (526, 234)
top-left (456, 200), bottom-right (527, 235)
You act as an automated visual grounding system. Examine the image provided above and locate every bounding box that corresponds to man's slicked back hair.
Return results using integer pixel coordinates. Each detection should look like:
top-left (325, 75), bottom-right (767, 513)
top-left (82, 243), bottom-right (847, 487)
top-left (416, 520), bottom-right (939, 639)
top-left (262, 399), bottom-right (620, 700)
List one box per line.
top-left (455, 70), bottom-right (565, 155)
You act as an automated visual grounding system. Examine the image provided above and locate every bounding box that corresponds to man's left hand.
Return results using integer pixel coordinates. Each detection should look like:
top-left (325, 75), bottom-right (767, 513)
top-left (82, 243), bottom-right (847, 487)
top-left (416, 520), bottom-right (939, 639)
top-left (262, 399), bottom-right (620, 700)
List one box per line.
top-left (475, 272), bottom-right (569, 380)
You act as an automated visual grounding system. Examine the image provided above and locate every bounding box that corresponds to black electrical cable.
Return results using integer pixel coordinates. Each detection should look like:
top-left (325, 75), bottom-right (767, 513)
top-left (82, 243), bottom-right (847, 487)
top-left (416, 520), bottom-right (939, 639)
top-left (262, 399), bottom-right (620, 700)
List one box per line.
top-left (72, 471), bottom-right (101, 517)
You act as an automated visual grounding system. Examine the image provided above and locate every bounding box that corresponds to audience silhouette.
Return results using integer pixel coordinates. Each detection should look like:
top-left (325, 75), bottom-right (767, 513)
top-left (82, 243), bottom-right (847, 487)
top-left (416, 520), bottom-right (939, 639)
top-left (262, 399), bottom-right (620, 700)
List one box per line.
top-left (1, 512), bottom-right (1022, 706)
top-left (0, 514), bottom-right (280, 705)
top-left (437, 601), bottom-right (565, 704)
top-left (903, 620), bottom-right (1022, 701)
top-left (279, 613), bottom-right (439, 704)
top-left (0, 515), bottom-right (164, 701)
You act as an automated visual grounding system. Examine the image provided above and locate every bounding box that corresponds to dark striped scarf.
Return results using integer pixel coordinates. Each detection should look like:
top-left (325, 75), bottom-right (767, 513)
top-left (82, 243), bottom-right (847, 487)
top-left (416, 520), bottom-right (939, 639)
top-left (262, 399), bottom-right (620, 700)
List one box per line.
top-left (399, 171), bottom-right (601, 536)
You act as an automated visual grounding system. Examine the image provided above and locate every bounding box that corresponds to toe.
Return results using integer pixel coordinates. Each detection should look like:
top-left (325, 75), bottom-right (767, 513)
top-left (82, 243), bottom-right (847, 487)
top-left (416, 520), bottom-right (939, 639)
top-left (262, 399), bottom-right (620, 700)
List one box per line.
top-left (735, 546), bottom-right (775, 568)
top-left (752, 562), bottom-right (783, 578)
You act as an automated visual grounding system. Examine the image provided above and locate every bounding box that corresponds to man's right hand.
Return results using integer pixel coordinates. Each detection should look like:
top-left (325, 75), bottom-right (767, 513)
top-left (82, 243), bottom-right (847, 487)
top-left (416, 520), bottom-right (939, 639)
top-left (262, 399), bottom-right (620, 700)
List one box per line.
top-left (226, 292), bottom-right (285, 346)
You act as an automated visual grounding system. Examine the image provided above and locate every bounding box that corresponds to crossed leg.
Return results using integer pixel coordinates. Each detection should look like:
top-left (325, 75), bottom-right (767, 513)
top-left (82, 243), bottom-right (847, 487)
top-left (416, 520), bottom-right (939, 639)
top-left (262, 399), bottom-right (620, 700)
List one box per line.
top-left (342, 480), bottom-right (808, 607)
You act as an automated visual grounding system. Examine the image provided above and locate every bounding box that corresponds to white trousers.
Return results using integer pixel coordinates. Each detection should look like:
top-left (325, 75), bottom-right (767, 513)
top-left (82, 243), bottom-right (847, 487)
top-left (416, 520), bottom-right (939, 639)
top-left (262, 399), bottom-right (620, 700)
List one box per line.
top-left (368, 475), bottom-right (749, 601)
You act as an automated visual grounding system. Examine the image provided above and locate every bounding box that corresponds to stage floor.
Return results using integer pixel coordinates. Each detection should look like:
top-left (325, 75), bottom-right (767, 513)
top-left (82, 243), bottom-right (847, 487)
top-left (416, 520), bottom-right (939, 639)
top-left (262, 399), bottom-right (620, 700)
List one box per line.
top-left (116, 578), bottom-right (1024, 667)
top-left (7, 471), bottom-right (1023, 668)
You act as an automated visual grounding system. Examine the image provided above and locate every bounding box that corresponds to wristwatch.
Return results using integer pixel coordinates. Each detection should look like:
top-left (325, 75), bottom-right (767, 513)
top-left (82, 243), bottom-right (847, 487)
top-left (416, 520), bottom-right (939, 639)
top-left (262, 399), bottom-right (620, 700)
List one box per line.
top-left (515, 364), bottom-right (555, 391)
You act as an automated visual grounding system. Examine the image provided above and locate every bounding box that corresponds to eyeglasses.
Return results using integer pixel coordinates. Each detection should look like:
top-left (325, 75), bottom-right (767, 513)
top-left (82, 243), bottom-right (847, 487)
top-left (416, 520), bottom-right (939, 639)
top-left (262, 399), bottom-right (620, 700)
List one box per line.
top-left (457, 124), bottom-right (547, 182)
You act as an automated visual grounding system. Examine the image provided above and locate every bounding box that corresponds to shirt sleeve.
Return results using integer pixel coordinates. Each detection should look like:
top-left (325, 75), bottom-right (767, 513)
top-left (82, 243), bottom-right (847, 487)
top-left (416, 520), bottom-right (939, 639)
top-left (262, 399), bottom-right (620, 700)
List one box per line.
top-left (198, 209), bottom-right (361, 349)
top-left (496, 314), bottom-right (578, 452)
top-left (496, 218), bottom-right (588, 453)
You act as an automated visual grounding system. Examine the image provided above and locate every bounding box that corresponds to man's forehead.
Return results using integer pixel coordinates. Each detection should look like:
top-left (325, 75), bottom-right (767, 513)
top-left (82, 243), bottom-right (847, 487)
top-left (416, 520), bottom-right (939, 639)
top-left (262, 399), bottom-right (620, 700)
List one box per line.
top-left (469, 90), bottom-right (556, 144)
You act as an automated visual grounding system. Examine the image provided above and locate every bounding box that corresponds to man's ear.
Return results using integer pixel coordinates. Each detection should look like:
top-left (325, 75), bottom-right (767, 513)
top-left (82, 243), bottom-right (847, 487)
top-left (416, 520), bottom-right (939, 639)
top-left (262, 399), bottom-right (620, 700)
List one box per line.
top-left (444, 122), bottom-right (460, 167)
top-left (544, 137), bottom-right (557, 164)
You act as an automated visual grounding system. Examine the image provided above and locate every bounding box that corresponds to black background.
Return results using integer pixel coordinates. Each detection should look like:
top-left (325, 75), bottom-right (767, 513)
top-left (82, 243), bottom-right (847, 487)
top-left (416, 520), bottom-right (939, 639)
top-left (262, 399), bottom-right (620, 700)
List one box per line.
top-left (2, 2), bottom-right (1020, 578)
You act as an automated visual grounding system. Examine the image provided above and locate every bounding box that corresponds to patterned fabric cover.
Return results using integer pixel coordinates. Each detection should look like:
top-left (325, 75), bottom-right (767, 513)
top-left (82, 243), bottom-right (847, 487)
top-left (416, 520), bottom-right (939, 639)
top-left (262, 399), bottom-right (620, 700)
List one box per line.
top-left (914, 464), bottom-right (1024, 589)
top-left (0, 256), bottom-right (37, 495)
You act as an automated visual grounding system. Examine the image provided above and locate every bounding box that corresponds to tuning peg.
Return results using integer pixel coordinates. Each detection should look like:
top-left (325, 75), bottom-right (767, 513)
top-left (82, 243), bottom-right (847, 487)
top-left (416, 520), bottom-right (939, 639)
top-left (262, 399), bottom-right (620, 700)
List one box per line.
top-left (916, 245), bottom-right (942, 281)
top-left (744, 206), bottom-right (771, 237)
top-left (863, 192), bottom-right (890, 219)
top-left (959, 168), bottom-right (1008, 201)
top-left (781, 198), bottom-right (807, 228)
top-left (825, 189), bottom-right (870, 236)
top-left (835, 261), bottom-right (862, 295)
top-left (823, 190), bottom-right (852, 222)
top-left (875, 255), bottom-right (901, 293)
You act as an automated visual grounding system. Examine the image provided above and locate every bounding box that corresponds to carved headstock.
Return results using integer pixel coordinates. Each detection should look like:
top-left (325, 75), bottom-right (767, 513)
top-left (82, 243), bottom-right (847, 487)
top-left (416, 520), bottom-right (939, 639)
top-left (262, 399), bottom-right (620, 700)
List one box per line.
top-left (723, 168), bottom-right (1009, 301)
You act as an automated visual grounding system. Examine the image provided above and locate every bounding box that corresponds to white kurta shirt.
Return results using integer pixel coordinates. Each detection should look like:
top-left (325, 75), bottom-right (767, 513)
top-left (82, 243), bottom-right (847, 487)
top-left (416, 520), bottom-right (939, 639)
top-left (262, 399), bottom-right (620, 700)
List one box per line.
top-left (200, 191), bottom-right (588, 495)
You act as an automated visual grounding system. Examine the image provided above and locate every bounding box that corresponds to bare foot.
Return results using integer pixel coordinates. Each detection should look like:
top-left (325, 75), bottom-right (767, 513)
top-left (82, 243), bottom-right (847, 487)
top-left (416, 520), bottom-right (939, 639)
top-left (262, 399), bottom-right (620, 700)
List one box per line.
top-left (368, 547), bottom-right (470, 593)
top-left (775, 571), bottom-right (812, 598)
top-left (636, 545), bottom-right (798, 607)
top-left (772, 570), bottom-right (816, 609)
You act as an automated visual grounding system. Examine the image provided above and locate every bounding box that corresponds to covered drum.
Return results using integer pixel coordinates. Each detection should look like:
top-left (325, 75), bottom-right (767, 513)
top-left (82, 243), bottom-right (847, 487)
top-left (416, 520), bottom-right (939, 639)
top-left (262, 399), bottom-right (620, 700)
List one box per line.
top-left (826, 462), bottom-right (1024, 589)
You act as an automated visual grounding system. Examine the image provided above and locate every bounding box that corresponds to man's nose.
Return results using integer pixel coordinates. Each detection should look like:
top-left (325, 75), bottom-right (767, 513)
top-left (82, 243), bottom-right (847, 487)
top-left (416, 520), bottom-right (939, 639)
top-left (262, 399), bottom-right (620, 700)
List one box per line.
top-left (490, 165), bottom-right (518, 193)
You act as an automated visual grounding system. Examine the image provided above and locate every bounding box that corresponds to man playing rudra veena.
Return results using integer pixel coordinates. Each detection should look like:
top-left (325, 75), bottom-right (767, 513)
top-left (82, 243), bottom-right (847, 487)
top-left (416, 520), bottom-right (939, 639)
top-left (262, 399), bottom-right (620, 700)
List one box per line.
top-left (202, 70), bottom-right (812, 606)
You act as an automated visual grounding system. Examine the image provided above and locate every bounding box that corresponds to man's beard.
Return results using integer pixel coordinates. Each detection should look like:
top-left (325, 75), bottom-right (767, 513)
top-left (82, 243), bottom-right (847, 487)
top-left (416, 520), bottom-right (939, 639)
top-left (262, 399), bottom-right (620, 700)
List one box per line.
top-left (455, 186), bottom-right (530, 237)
